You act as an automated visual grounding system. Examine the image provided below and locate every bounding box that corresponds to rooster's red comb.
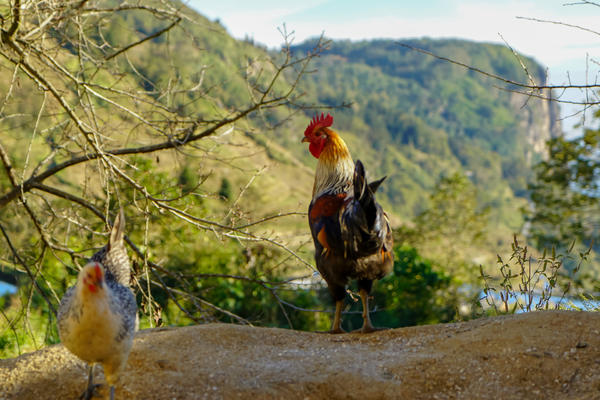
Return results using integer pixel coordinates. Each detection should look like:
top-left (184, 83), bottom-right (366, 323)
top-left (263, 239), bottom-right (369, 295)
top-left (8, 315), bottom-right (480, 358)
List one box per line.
top-left (304, 113), bottom-right (333, 137)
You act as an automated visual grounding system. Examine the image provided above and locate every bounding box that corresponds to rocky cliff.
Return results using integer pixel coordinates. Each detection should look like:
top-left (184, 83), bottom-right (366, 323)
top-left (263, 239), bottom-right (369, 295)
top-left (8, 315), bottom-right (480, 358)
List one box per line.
top-left (511, 88), bottom-right (562, 163)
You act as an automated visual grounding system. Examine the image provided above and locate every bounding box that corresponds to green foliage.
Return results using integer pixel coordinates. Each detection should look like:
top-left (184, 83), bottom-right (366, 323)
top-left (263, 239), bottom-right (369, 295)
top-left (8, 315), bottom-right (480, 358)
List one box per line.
top-left (480, 236), bottom-right (591, 315)
top-left (218, 178), bottom-right (233, 201)
top-left (339, 245), bottom-right (457, 331)
top-left (524, 113), bottom-right (600, 290)
top-left (527, 123), bottom-right (600, 250)
top-left (372, 246), bottom-right (455, 327)
top-left (0, 253), bottom-right (69, 357)
top-left (162, 241), bottom-right (329, 331)
top-left (178, 165), bottom-right (198, 194)
top-left (398, 172), bottom-right (489, 283)
top-left (0, 301), bottom-right (57, 358)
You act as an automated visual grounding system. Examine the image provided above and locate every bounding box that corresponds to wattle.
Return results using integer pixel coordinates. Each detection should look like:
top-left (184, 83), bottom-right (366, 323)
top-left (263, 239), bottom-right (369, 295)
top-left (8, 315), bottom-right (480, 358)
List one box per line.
top-left (309, 140), bottom-right (326, 158)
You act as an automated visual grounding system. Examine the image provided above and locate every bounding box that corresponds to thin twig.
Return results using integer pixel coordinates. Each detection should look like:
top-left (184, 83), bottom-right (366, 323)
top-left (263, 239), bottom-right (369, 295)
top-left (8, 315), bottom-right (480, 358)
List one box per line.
top-left (398, 42), bottom-right (600, 91)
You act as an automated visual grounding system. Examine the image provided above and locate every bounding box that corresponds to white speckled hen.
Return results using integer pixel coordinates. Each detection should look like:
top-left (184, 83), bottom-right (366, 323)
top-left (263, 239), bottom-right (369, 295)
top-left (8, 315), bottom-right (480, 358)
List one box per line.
top-left (57, 209), bottom-right (137, 400)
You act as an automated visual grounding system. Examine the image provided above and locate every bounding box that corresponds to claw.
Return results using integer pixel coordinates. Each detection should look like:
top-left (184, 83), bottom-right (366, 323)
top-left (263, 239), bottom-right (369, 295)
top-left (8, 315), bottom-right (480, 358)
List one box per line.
top-left (79, 383), bottom-right (102, 400)
top-left (79, 364), bottom-right (101, 400)
top-left (351, 324), bottom-right (387, 334)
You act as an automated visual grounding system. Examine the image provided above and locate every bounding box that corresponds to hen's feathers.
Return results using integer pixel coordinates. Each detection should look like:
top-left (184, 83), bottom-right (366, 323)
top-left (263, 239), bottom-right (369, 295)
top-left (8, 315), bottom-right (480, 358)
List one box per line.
top-left (90, 208), bottom-right (131, 286)
top-left (57, 278), bottom-right (137, 350)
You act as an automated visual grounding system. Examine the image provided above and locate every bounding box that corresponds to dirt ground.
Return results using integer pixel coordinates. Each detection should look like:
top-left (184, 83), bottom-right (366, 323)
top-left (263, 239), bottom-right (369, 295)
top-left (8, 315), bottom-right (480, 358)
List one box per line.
top-left (1, 310), bottom-right (599, 399)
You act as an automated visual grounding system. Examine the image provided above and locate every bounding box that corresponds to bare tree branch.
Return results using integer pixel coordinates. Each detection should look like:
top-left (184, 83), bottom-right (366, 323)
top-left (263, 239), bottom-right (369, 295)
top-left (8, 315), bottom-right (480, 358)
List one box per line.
top-left (397, 42), bottom-right (600, 91)
top-left (3, 0), bottom-right (21, 39)
top-left (104, 17), bottom-right (182, 62)
top-left (516, 16), bottom-right (600, 37)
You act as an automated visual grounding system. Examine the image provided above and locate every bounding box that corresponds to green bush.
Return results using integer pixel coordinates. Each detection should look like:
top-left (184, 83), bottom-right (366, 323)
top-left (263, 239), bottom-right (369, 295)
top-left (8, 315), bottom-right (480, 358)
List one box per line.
top-left (343, 245), bottom-right (457, 330)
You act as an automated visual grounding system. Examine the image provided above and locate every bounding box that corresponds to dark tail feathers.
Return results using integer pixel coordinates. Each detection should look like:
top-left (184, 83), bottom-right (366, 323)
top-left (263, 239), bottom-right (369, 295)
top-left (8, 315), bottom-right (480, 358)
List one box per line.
top-left (353, 160), bottom-right (386, 205)
top-left (353, 160), bottom-right (386, 228)
top-left (342, 160), bottom-right (387, 258)
top-left (368, 176), bottom-right (387, 194)
top-left (353, 160), bottom-right (367, 201)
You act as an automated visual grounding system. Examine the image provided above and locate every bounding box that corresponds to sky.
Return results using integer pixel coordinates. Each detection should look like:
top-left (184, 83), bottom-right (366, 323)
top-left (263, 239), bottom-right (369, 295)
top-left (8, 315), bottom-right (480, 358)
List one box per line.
top-left (187, 0), bottom-right (600, 133)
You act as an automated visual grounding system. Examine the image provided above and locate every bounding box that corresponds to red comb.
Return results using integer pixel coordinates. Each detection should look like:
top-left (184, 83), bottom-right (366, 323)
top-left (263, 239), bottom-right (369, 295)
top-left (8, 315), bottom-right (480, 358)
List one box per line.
top-left (93, 262), bottom-right (103, 279)
top-left (304, 113), bottom-right (333, 137)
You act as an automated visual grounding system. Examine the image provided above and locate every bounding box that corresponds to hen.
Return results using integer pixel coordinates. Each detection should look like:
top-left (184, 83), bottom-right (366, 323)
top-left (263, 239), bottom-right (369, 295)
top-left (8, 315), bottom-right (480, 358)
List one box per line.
top-left (302, 113), bottom-right (393, 333)
top-left (57, 209), bottom-right (137, 400)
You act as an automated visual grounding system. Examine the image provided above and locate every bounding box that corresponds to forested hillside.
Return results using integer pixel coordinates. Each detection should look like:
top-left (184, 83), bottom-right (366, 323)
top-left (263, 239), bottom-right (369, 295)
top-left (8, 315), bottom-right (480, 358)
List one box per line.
top-left (0, 0), bottom-right (572, 359)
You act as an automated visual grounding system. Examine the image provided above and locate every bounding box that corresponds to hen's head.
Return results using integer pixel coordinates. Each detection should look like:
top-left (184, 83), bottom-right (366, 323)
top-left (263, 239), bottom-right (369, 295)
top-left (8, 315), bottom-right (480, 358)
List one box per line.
top-left (79, 262), bottom-right (105, 294)
top-left (302, 113), bottom-right (334, 159)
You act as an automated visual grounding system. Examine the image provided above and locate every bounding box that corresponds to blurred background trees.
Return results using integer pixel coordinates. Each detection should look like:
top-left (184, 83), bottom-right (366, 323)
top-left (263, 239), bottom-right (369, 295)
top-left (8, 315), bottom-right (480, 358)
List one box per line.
top-left (525, 117), bottom-right (600, 290)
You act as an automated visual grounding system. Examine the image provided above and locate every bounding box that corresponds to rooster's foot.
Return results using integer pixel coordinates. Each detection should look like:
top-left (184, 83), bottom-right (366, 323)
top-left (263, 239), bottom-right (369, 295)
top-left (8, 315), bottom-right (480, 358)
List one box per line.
top-left (315, 327), bottom-right (347, 334)
top-left (352, 324), bottom-right (388, 334)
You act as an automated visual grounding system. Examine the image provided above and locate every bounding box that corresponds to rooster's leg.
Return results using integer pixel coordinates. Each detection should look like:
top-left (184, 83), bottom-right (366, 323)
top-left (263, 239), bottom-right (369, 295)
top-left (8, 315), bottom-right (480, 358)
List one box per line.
top-left (79, 364), bottom-right (101, 400)
top-left (330, 300), bottom-right (346, 333)
top-left (358, 288), bottom-right (376, 333)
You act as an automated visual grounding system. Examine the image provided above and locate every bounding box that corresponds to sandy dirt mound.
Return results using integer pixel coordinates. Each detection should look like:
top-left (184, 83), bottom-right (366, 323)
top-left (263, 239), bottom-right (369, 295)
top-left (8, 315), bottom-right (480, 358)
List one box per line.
top-left (1, 310), bottom-right (599, 399)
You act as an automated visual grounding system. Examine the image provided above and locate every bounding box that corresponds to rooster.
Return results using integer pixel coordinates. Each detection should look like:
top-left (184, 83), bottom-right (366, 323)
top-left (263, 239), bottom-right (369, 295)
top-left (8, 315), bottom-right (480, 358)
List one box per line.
top-left (57, 209), bottom-right (137, 400)
top-left (302, 113), bottom-right (393, 333)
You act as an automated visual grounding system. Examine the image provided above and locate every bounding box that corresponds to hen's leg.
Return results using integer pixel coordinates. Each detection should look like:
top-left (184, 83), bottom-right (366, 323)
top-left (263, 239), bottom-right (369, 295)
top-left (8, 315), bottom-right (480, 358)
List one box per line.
top-left (79, 364), bottom-right (101, 400)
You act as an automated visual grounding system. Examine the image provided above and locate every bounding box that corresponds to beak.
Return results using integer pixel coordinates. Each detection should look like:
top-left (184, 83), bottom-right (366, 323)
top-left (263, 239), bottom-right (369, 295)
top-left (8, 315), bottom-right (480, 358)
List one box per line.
top-left (301, 137), bottom-right (310, 143)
